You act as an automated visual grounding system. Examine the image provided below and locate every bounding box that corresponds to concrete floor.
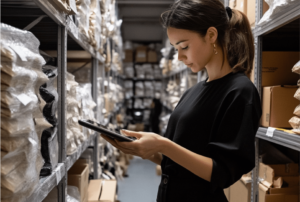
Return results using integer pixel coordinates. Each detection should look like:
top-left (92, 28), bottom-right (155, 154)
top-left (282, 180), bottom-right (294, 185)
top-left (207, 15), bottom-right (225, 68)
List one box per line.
top-left (117, 156), bottom-right (161, 202)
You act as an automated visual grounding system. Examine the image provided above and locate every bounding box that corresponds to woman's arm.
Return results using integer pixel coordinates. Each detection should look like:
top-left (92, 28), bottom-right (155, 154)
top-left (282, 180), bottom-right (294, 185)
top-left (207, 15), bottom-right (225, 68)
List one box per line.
top-left (147, 152), bottom-right (163, 165)
top-left (160, 137), bottom-right (213, 182)
top-left (103, 131), bottom-right (213, 182)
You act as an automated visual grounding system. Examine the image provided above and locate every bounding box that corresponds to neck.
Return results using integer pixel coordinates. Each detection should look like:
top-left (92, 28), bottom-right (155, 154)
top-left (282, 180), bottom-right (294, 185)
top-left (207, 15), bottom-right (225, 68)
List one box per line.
top-left (205, 49), bottom-right (232, 82)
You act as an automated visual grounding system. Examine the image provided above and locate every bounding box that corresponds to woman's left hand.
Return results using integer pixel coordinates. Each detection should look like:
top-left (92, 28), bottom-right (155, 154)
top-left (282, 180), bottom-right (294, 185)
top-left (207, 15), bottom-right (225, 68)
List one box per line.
top-left (100, 130), bottom-right (165, 159)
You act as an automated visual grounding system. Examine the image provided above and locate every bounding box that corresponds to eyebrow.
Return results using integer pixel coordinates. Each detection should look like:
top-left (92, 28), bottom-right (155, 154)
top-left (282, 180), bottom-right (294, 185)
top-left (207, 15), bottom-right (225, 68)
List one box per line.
top-left (170, 40), bottom-right (188, 46)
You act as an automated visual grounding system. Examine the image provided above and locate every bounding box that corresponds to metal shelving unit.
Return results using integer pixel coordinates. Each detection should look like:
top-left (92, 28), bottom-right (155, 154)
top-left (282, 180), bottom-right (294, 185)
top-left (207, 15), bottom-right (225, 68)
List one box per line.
top-left (252, 0), bottom-right (300, 202)
top-left (1, 1), bottom-right (120, 202)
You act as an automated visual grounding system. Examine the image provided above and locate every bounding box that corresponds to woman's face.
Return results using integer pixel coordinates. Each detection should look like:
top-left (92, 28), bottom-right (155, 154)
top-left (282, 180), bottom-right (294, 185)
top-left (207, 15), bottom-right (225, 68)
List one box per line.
top-left (167, 27), bottom-right (214, 73)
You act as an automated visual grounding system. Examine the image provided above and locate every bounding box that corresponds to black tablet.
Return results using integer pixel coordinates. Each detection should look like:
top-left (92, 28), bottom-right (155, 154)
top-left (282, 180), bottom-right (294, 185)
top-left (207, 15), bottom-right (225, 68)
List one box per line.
top-left (78, 119), bottom-right (136, 142)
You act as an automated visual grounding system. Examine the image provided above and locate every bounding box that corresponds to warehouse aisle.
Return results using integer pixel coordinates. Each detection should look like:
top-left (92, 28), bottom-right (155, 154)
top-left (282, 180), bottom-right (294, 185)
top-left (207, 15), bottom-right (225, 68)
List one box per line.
top-left (118, 157), bottom-right (161, 202)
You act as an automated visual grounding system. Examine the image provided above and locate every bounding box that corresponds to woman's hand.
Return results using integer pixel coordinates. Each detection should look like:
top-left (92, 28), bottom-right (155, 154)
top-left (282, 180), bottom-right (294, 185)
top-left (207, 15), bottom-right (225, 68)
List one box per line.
top-left (100, 130), bottom-right (167, 160)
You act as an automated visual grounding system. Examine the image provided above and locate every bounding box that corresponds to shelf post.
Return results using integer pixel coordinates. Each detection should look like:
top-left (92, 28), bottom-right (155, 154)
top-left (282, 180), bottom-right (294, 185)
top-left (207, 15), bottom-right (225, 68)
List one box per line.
top-left (92, 57), bottom-right (99, 179)
top-left (57, 24), bottom-right (67, 202)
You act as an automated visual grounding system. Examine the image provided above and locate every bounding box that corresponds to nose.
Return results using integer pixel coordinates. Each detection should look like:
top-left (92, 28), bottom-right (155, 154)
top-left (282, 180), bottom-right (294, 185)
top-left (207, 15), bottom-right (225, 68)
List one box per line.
top-left (177, 49), bottom-right (186, 62)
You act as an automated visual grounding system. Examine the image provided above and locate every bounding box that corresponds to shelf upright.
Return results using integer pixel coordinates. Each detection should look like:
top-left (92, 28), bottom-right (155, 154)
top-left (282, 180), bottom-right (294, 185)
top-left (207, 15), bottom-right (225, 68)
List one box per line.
top-left (92, 57), bottom-right (100, 179)
top-left (57, 24), bottom-right (68, 202)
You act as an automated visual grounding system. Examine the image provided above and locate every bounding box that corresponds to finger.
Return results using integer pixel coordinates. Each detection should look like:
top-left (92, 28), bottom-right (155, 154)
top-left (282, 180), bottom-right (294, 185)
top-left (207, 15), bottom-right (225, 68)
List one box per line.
top-left (121, 129), bottom-right (143, 138)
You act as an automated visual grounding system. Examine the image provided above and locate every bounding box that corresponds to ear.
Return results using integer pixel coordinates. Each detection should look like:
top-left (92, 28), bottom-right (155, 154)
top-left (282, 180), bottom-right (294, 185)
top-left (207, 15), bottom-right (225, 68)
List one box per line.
top-left (206, 27), bottom-right (218, 44)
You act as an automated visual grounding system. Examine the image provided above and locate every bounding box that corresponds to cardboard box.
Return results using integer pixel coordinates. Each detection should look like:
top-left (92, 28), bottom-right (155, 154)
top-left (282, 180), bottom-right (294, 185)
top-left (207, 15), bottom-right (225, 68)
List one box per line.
top-left (235, 0), bottom-right (247, 14)
top-left (124, 50), bottom-right (133, 62)
top-left (247, 0), bottom-right (269, 27)
top-left (261, 86), bottom-right (298, 128)
top-left (147, 50), bottom-right (158, 63)
top-left (68, 164), bottom-right (89, 202)
top-left (262, 52), bottom-right (300, 87)
top-left (258, 163), bottom-right (299, 202)
top-left (88, 180), bottom-right (117, 202)
top-left (135, 46), bottom-right (147, 63)
top-left (229, 175), bottom-right (252, 202)
top-left (259, 183), bottom-right (299, 202)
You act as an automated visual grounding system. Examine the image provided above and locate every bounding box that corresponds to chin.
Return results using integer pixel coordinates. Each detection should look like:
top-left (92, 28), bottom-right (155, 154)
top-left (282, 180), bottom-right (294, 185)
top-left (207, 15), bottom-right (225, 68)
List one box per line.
top-left (191, 66), bottom-right (205, 73)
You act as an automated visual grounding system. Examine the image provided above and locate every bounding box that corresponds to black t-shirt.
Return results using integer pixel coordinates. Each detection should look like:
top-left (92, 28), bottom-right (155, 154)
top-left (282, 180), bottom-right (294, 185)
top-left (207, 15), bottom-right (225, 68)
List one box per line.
top-left (160, 72), bottom-right (262, 201)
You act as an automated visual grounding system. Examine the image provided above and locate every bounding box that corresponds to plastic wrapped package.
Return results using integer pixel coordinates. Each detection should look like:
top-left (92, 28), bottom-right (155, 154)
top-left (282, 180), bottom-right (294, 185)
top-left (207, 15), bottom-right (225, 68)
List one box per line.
top-left (144, 81), bottom-right (154, 97)
top-left (52, 0), bottom-right (72, 13)
top-left (135, 81), bottom-right (144, 97)
top-left (1, 115), bottom-right (35, 137)
top-left (97, 94), bottom-right (105, 123)
top-left (67, 186), bottom-right (81, 202)
top-left (135, 65), bottom-right (144, 78)
top-left (1, 136), bottom-right (44, 200)
top-left (294, 88), bottom-right (300, 100)
top-left (258, 0), bottom-right (299, 26)
top-left (76, 0), bottom-right (91, 39)
top-left (123, 64), bottom-right (134, 78)
top-left (289, 116), bottom-right (300, 129)
top-left (67, 128), bottom-right (78, 155)
top-left (143, 64), bottom-right (154, 79)
top-left (292, 60), bottom-right (300, 74)
top-left (294, 104), bottom-right (300, 116)
top-left (88, 0), bottom-right (102, 49)
top-left (1, 90), bottom-right (39, 118)
top-left (1, 23), bottom-right (46, 72)
top-left (134, 99), bottom-right (144, 109)
top-left (79, 83), bottom-right (97, 136)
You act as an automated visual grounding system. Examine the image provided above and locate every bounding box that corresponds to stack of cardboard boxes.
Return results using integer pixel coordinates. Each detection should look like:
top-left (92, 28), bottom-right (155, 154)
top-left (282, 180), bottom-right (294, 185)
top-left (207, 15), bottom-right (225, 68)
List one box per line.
top-left (123, 46), bottom-right (158, 63)
top-left (258, 163), bottom-right (299, 202)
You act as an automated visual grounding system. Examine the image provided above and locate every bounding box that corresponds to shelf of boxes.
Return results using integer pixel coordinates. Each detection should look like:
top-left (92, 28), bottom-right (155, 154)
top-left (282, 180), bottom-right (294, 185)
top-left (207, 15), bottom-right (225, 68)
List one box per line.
top-left (1, 0), bottom-right (122, 201)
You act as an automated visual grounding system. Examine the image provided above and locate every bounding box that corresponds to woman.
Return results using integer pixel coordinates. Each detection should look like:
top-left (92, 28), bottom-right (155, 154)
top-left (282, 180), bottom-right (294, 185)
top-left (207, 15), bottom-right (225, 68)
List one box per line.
top-left (102, 0), bottom-right (262, 201)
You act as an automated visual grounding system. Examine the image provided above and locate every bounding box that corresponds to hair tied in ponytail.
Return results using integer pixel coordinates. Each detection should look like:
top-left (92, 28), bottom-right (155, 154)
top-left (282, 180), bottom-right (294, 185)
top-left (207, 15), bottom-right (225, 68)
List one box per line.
top-left (225, 6), bottom-right (232, 19)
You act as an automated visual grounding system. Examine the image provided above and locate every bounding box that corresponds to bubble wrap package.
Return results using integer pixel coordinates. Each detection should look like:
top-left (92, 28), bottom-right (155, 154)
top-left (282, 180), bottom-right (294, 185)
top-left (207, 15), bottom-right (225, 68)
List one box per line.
top-left (76, 0), bottom-right (91, 38)
top-left (258, 0), bottom-right (299, 26)
top-left (67, 186), bottom-right (81, 202)
top-left (79, 83), bottom-right (97, 136)
top-left (89, 0), bottom-right (102, 49)
top-left (66, 72), bottom-right (84, 155)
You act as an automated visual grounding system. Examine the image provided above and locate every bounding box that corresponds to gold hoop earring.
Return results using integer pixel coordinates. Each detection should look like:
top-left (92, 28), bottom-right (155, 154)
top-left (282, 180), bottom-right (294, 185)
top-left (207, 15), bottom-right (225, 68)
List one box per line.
top-left (213, 44), bottom-right (218, 55)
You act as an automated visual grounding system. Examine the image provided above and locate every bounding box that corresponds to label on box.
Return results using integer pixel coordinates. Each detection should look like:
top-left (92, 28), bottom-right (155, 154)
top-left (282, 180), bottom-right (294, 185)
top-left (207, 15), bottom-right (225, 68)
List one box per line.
top-left (266, 127), bottom-right (276, 137)
top-left (16, 94), bottom-right (32, 106)
top-left (55, 166), bottom-right (62, 185)
top-left (10, 45), bottom-right (27, 61)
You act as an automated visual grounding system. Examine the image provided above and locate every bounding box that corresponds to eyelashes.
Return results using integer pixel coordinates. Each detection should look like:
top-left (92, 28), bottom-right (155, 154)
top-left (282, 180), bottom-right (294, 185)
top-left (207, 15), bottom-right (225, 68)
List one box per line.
top-left (175, 46), bottom-right (189, 52)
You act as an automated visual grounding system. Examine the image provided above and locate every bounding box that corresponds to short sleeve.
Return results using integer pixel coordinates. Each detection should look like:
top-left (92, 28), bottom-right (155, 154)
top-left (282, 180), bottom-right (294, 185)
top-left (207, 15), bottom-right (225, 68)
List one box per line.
top-left (206, 102), bottom-right (261, 193)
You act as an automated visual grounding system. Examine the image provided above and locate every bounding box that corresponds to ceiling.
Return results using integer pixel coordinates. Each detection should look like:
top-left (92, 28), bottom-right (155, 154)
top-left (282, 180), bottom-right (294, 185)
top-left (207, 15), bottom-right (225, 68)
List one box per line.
top-left (117, 0), bottom-right (174, 43)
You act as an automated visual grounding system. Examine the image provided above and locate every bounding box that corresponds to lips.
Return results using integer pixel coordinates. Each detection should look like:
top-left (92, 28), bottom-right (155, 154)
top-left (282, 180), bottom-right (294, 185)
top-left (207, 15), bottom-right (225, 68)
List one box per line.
top-left (185, 63), bottom-right (193, 67)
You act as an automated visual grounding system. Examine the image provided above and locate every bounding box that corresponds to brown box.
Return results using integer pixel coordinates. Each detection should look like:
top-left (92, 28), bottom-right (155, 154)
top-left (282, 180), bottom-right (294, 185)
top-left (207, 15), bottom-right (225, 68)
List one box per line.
top-left (147, 50), bottom-right (158, 63)
top-left (262, 52), bottom-right (300, 87)
top-left (88, 180), bottom-right (117, 202)
top-left (247, 0), bottom-right (269, 27)
top-left (229, 175), bottom-right (252, 202)
top-left (68, 163), bottom-right (89, 202)
top-left (262, 86), bottom-right (298, 128)
top-left (124, 50), bottom-right (133, 62)
top-left (224, 187), bottom-right (230, 201)
top-left (258, 163), bottom-right (299, 202)
top-left (135, 46), bottom-right (147, 63)
top-left (259, 183), bottom-right (299, 202)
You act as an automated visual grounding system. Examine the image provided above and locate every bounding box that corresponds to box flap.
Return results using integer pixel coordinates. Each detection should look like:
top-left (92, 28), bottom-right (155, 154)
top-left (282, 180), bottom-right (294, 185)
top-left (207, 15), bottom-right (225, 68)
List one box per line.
top-left (240, 175), bottom-right (252, 185)
top-left (88, 180), bottom-right (102, 202)
top-left (259, 163), bottom-right (274, 188)
top-left (100, 180), bottom-right (117, 202)
top-left (262, 87), bottom-right (272, 127)
top-left (273, 177), bottom-right (283, 188)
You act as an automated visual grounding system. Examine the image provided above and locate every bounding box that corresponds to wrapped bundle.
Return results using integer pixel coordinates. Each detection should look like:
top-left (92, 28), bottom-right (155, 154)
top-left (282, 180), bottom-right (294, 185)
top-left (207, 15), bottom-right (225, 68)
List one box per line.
top-left (76, 0), bottom-right (91, 39)
top-left (1, 23), bottom-right (45, 202)
top-left (89, 0), bottom-right (102, 49)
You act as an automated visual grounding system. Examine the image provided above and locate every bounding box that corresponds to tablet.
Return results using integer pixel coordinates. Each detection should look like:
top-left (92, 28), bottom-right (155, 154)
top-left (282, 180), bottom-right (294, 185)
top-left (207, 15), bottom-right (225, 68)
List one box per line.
top-left (78, 119), bottom-right (136, 142)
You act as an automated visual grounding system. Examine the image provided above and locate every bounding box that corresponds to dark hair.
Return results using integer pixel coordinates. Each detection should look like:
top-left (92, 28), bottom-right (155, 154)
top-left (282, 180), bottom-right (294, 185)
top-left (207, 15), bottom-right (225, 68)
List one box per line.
top-left (161, 0), bottom-right (254, 76)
